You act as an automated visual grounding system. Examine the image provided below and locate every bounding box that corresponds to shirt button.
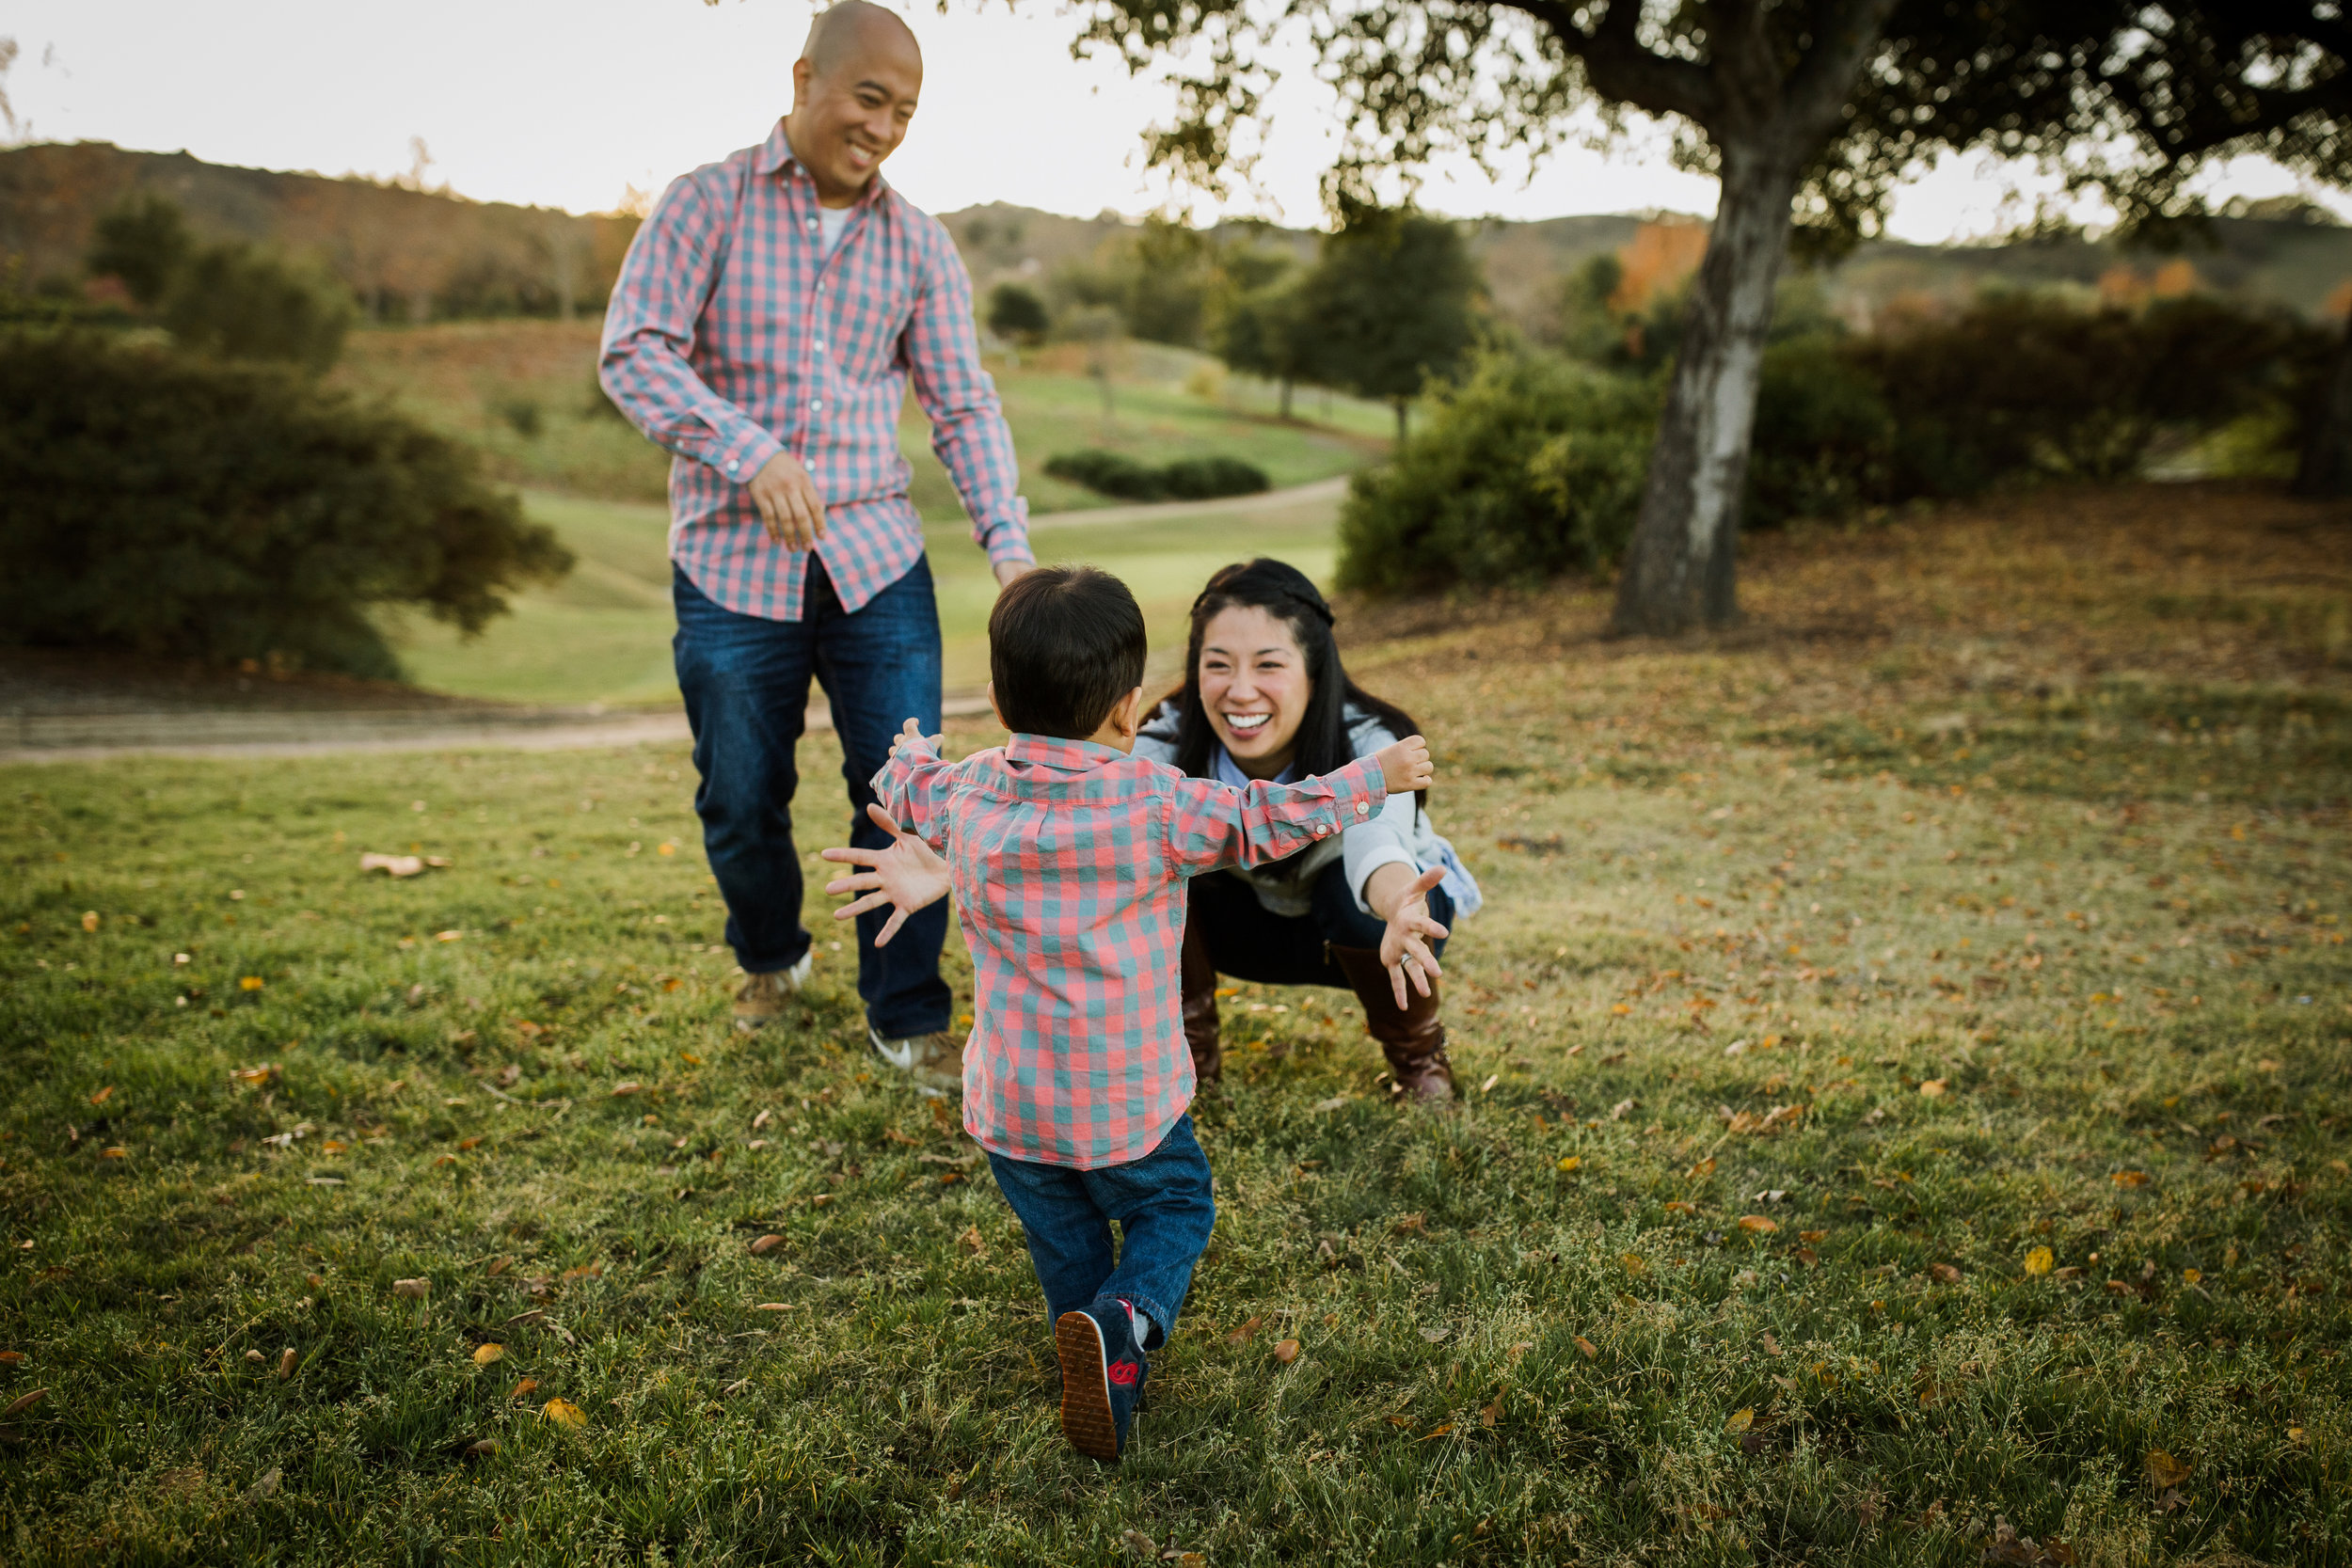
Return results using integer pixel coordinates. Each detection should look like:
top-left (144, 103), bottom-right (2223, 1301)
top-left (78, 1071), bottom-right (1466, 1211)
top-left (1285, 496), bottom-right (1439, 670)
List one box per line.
top-left (810, 399), bottom-right (822, 411)
top-left (1313, 825), bottom-right (1328, 838)
top-left (726, 460), bottom-right (739, 473)
top-left (1356, 801), bottom-right (1370, 816)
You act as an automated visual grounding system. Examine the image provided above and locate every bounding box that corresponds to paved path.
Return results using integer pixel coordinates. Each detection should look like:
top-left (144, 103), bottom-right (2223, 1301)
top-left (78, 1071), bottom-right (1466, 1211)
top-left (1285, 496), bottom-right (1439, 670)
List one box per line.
top-left (1027, 474), bottom-right (1349, 530)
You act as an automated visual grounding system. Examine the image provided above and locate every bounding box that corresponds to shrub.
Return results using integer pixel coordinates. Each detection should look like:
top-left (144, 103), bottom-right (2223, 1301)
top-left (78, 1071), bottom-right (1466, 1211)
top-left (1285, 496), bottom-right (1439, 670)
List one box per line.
top-left (1043, 450), bottom-right (1270, 502)
top-left (1743, 339), bottom-right (1896, 529)
top-left (986, 282), bottom-right (1050, 344)
top-left (162, 243), bottom-right (355, 377)
top-left (1337, 350), bottom-right (1657, 594)
top-left (0, 331), bottom-right (572, 679)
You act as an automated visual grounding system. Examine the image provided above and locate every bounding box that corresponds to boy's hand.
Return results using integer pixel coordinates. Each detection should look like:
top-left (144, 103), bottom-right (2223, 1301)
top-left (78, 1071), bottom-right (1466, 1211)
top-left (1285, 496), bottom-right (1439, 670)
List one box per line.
top-left (819, 802), bottom-right (950, 946)
top-left (1379, 864), bottom-right (1451, 1006)
top-left (1375, 734), bottom-right (1435, 795)
top-left (889, 717), bottom-right (944, 760)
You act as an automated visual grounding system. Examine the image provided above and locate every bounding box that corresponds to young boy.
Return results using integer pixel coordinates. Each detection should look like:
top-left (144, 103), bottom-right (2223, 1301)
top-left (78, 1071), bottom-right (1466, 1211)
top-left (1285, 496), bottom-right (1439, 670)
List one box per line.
top-left (819, 564), bottom-right (1435, 1462)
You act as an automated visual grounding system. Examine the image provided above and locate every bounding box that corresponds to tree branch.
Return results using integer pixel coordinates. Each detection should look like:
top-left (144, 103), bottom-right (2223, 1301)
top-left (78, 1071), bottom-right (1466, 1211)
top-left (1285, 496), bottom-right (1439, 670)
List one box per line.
top-left (1783, 0), bottom-right (1902, 136)
top-left (1497, 0), bottom-right (1720, 122)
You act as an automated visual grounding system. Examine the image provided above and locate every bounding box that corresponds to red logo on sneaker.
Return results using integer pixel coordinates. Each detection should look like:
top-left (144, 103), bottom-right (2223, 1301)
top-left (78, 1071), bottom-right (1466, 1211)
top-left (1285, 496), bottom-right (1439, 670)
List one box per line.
top-left (1107, 1360), bottom-right (1139, 1386)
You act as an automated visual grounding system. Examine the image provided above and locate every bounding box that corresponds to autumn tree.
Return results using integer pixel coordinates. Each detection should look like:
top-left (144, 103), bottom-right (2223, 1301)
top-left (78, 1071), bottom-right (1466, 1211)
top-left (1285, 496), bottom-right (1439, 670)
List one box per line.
top-left (1064, 0), bottom-right (2352, 632)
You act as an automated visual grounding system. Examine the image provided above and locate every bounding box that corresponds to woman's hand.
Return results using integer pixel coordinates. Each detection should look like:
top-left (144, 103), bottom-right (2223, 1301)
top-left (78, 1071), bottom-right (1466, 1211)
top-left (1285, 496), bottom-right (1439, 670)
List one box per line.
top-left (1374, 734), bottom-right (1435, 795)
top-left (1376, 863), bottom-right (1451, 1006)
top-left (819, 803), bottom-right (950, 946)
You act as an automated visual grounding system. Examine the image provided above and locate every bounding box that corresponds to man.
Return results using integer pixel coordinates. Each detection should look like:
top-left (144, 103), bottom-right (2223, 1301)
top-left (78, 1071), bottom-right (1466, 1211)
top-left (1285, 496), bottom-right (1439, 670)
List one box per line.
top-left (601, 0), bottom-right (1030, 1087)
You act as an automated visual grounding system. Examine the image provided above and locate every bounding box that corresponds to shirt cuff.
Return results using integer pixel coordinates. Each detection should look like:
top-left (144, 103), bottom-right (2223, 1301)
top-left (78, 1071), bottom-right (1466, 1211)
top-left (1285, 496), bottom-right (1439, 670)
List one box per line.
top-left (978, 502), bottom-right (1034, 571)
top-left (1348, 846), bottom-right (1422, 916)
top-left (714, 425), bottom-right (786, 485)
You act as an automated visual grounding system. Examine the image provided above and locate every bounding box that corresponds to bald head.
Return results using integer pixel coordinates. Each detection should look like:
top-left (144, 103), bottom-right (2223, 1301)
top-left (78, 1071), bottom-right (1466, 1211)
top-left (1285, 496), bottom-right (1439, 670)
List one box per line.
top-left (802, 1), bottom-right (920, 80)
top-left (785, 1), bottom-right (923, 206)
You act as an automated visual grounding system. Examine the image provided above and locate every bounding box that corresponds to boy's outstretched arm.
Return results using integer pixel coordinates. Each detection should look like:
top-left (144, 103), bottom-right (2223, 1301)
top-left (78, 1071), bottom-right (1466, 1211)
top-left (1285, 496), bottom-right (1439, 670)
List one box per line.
top-left (872, 717), bottom-right (955, 847)
top-left (1161, 733), bottom-right (1438, 874)
top-left (820, 803), bottom-right (951, 947)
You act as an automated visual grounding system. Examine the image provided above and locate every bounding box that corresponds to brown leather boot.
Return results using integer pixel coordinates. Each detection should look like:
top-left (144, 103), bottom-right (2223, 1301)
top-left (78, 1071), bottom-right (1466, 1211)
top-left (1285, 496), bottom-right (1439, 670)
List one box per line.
top-left (1330, 945), bottom-right (1455, 1101)
top-left (1180, 919), bottom-right (1223, 1087)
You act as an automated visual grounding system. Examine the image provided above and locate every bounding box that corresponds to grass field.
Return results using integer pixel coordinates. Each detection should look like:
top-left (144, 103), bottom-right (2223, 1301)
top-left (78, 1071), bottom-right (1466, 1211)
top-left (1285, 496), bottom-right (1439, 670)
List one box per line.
top-left (4, 483), bottom-right (2350, 1564)
top-left (389, 486), bottom-right (1343, 708)
top-left (330, 322), bottom-right (1389, 517)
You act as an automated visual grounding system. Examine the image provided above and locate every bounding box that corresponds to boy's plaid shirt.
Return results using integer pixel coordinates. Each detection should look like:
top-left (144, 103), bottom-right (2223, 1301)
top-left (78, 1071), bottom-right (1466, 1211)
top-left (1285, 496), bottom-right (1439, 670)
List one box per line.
top-left (599, 120), bottom-right (1033, 621)
top-left (875, 735), bottom-right (1389, 1168)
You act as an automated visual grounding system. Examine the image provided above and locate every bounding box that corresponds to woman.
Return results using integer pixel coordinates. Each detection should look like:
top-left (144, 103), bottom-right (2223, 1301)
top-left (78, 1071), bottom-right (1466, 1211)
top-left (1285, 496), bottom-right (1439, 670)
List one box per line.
top-left (1135, 560), bottom-right (1481, 1101)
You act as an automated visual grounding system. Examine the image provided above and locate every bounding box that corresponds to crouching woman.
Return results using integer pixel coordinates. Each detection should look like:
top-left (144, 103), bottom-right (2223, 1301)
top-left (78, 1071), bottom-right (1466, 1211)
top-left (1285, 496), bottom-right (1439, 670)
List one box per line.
top-left (1136, 559), bottom-right (1481, 1101)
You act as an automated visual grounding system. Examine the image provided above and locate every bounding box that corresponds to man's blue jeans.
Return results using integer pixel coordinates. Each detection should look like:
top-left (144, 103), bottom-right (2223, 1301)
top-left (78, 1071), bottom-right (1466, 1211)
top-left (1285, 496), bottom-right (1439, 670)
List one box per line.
top-left (984, 1115), bottom-right (1216, 1352)
top-left (672, 556), bottom-right (951, 1039)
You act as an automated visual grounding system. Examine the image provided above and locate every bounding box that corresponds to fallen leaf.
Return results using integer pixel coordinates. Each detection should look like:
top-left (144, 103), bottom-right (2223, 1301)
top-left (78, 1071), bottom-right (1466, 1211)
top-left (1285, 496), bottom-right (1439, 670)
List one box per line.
top-left (1760, 1332), bottom-right (1781, 1356)
top-left (391, 1277), bottom-right (430, 1300)
top-left (1610, 1098), bottom-right (1636, 1120)
top-left (1724, 1407), bottom-right (1755, 1433)
top-left (1557, 1155), bottom-right (1581, 1172)
top-left (510, 1377), bottom-right (539, 1401)
top-left (1574, 1337), bottom-right (1597, 1360)
top-left (611, 1082), bottom-right (643, 1097)
top-left (1479, 1074), bottom-right (1500, 1094)
top-left (1481, 1394), bottom-right (1504, 1427)
top-left (560, 1263), bottom-right (602, 1282)
top-left (2111, 1170), bottom-right (2151, 1188)
top-left (1419, 1423), bottom-right (1454, 1440)
top-left (540, 1398), bottom-right (586, 1428)
top-left (753, 1109), bottom-right (774, 1131)
top-left (1620, 1252), bottom-right (1648, 1275)
top-left (80, 911), bottom-right (100, 932)
top-left (435, 930), bottom-right (462, 943)
top-left (0, 1352), bottom-right (22, 1364)
top-left (756, 1303), bottom-right (790, 1312)
top-left (957, 1226), bottom-right (987, 1257)
top-left (2182, 1268), bottom-right (2202, 1285)
top-left (1930, 1262), bottom-right (1963, 1284)
top-left (1799, 1229), bottom-right (1826, 1243)
top-left (359, 852), bottom-right (426, 879)
top-left (748, 1235), bottom-right (786, 1256)
top-left (1274, 1338), bottom-right (1301, 1364)
top-left (1310, 1094), bottom-right (1349, 1113)
top-left (464, 1440), bottom-right (497, 1459)
top-left (1689, 1158), bottom-right (1717, 1178)
top-left (2024, 1245), bottom-right (2055, 1276)
top-left (0, 1388), bottom-right (46, 1420)
top-left (239, 977), bottom-right (265, 991)
top-left (1225, 1315), bottom-right (1263, 1345)
top-left (277, 1347), bottom-right (295, 1379)
top-left (1919, 1079), bottom-right (1947, 1098)
top-left (1120, 1529), bottom-right (1158, 1559)
top-left (1417, 1323), bottom-right (1451, 1342)
top-left (471, 1343), bottom-right (504, 1366)
top-left (246, 1465), bottom-right (283, 1497)
top-left (88, 1085), bottom-right (115, 1106)
top-left (2145, 1449), bottom-right (2193, 1489)
top-left (1738, 1216), bottom-right (1778, 1233)
top-left (1663, 1200), bottom-right (1696, 1214)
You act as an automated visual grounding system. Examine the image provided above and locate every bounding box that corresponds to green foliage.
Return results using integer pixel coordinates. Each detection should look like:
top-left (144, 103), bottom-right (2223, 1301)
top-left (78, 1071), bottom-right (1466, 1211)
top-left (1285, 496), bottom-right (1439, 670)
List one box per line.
top-left (0, 331), bottom-right (572, 678)
top-left (162, 242), bottom-right (355, 378)
top-left (85, 191), bottom-right (193, 308)
top-left (1210, 273), bottom-right (1313, 395)
top-left (1298, 207), bottom-right (1479, 415)
top-left (1743, 338), bottom-right (1896, 529)
top-left (1337, 351), bottom-right (1654, 593)
top-left (1044, 448), bottom-right (1272, 502)
top-left (985, 280), bottom-right (1051, 344)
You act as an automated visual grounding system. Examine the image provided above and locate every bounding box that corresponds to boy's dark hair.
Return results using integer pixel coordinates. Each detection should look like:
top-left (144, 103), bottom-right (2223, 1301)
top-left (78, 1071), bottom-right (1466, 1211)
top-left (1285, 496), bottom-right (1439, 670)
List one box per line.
top-left (988, 564), bottom-right (1147, 739)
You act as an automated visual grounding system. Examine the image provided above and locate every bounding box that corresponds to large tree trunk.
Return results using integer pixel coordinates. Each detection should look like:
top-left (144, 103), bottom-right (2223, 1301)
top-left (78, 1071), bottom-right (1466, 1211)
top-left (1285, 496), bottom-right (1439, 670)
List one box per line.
top-left (1609, 146), bottom-right (1803, 636)
top-left (2294, 322), bottom-right (2352, 497)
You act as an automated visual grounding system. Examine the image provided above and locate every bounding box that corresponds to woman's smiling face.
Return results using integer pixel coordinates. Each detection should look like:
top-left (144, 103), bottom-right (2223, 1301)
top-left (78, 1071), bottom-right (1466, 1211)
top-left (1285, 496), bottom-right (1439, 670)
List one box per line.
top-left (1198, 605), bottom-right (1312, 778)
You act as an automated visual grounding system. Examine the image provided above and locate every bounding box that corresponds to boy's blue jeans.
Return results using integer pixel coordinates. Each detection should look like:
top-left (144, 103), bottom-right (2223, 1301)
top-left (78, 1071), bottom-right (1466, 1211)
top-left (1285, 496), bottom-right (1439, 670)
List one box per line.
top-left (984, 1115), bottom-right (1216, 1352)
top-left (671, 557), bottom-right (952, 1039)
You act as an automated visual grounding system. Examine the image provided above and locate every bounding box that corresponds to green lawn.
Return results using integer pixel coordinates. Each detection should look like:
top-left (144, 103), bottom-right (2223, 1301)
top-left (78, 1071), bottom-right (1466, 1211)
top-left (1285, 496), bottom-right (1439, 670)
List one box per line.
top-left (5, 484), bottom-right (2350, 1563)
top-left (332, 322), bottom-right (1389, 518)
top-left (390, 487), bottom-right (1342, 708)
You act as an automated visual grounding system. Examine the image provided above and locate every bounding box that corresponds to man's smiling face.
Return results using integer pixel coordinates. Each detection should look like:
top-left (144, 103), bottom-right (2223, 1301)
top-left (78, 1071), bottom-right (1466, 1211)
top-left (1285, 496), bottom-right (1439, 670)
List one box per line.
top-left (787, 7), bottom-right (922, 208)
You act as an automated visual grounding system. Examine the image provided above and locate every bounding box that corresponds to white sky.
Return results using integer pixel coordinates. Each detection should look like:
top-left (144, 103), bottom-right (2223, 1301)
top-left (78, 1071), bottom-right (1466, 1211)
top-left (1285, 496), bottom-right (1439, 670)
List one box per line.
top-left (5, 0), bottom-right (2346, 239)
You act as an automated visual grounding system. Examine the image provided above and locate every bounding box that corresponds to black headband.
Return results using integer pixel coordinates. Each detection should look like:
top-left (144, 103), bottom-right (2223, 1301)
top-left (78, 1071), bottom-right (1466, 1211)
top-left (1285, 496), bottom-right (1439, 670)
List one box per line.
top-left (1192, 584), bottom-right (1336, 628)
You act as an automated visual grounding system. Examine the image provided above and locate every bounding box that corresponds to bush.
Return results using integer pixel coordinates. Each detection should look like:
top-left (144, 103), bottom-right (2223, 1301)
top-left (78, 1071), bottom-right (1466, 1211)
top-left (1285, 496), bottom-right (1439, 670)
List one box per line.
top-left (162, 243), bottom-right (355, 377)
top-left (986, 282), bottom-right (1050, 344)
top-left (1043, 450), bottom-right (1271, 502)
top-left (1337, 350), bottom-right (1657, 594)
top-left (1743, 339), bottom-right (1896, 529)
top-left (0, 331), bottom-right (572, 678)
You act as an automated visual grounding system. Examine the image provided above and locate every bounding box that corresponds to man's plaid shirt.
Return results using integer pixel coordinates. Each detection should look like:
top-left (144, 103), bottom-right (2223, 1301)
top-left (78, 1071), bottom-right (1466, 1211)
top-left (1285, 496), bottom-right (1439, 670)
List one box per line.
top-left (600, 120), bottom-right (1032, 620)
top-left (875, 735), bottom-right (1389, 1168)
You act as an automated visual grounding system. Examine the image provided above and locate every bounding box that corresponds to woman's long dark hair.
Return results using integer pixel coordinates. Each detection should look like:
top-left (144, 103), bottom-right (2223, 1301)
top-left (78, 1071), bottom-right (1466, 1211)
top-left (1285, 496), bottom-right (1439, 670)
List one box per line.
top-left (1164, 559), bottom-right (1422, 791)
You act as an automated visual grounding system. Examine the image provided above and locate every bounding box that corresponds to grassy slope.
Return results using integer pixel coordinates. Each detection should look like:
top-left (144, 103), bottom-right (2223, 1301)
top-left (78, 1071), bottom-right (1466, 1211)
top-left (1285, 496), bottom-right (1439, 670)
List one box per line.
top-left (329, 323), bottom-right (1389, 517)
top-left (4, 483), bottom-right (2350, 1565)
top-left (389, 486), bottom-right (1342, 708)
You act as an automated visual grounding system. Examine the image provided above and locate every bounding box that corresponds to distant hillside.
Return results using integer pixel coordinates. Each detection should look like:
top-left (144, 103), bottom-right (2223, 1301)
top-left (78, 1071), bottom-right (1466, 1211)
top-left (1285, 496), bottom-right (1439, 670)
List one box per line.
top-left (8, 141), bottom-right (2348, 338)
top-left (0, 141), bottom-right (638, 322)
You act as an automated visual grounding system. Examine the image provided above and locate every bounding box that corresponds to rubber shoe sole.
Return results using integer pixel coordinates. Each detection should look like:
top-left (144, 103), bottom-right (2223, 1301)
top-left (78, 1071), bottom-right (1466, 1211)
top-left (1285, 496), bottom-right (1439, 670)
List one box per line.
top-left (1054, 1310), bottom-right (1120, 1463)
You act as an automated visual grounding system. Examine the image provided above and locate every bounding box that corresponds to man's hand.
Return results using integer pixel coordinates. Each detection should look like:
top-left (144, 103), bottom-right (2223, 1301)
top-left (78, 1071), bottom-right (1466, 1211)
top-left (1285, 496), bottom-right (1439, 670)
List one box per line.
top-left (993, 559), bottom-right (1030, 589)
top-left (1377, 864), bottom-right (1451, 1006)
top-left (746, 451), bottom-right (828, 551)
top-left (819, 803), bottom-right (951, 947)
top-left (1374, 734), bottom-right (1435, 795)
top-left (889, 717), bottom-right (943, 761)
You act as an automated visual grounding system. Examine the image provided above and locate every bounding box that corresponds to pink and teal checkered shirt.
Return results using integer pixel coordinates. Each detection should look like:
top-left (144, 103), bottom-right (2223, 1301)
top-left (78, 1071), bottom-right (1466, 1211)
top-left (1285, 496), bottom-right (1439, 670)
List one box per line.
top-left (875, 736), bottom-right (1388, 1168)
top-left (599, 121), bottom-right (1032, 620)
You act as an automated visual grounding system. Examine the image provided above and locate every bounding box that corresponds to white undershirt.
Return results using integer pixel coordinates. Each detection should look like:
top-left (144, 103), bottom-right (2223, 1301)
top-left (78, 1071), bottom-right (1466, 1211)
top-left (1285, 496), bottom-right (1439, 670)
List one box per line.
top-left (816, 204), bottom-right (851, 258)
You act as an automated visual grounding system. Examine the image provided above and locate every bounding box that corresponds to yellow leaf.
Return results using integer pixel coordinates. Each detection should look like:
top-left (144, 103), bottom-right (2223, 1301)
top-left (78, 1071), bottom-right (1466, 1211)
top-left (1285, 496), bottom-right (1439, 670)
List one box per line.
top-left (1919, 1079), bottom-right (1947, 1098)
top-left (2024, 1246), bottom-right (2055, 1276)
top-left (1557, 1155), bottom-right (1581, 1173)
top-left (2182, 1268), bottom-right (2202, 1285)
top-left (471, 1343), bottom-right (504, 1366)
top-left (510, 1377), bottom-right (539, 1401)
top-left (1610, 1004), bottom-right (1631, 1016)
top-left (239, 976), bottom-right (265, 991)
top-left (1738, 1215), bottom-right (1778, 1233)
top-left (1724, 1407), bottom-right (1756, 1433)
top-left (80, 911), bottom-right (100, 932)
top-left (88, 1085), bottom-right (115, 1106)
top-left (2111, 1170), bottom-right (2151, 1188)
top-left (1619, 1253), bottom-right (1647, 1275)
top-left (541, 1398), bottom-right (586, 1428)
top-left (1663, 1201), bottom-right (1696, 1214)
top-left (2145, 1449), bottom-right (2192, 1489)
top-left (1574, 1336), bottom-right (1597, 1360)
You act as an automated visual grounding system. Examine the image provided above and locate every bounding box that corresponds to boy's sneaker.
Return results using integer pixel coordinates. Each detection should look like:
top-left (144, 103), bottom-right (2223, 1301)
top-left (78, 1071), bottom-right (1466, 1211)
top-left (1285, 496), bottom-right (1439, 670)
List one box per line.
top-left (1054, 1303), bottom-right (1148, 1463)
top-left (732, 952), bottom-right (814, 1032)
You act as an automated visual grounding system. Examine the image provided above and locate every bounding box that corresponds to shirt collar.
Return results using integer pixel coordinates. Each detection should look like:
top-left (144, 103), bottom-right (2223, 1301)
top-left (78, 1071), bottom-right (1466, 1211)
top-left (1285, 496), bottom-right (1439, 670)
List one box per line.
top-left (756, 119), bottom-right (890, 208)
top-left (1004, 734), bottom-right (1128, 774)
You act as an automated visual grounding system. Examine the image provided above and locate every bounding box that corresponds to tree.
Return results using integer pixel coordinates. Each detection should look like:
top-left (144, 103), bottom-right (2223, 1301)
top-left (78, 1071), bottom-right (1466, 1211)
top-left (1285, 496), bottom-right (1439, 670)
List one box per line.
top-left (986, 280), bottom-right (1051, 344)
top-left (87, 192), bottom-right (193, 308)
top-left (1296, 204), bottom-right (1479, 439)
top-left (162, 243), bottom-right (355, 378)
top-left (1067, 0), bottom-right (2352, 632)
top-left (1210, 268), bottom-right (1313, 418)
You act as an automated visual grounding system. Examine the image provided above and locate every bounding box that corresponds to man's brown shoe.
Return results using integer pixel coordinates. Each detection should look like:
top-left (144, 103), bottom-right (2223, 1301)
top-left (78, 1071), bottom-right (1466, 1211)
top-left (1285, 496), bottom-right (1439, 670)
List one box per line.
top-left (732, 952), bottom-right (814, 1033)
top-left (867, 1025), bottom-right (964, 1093)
